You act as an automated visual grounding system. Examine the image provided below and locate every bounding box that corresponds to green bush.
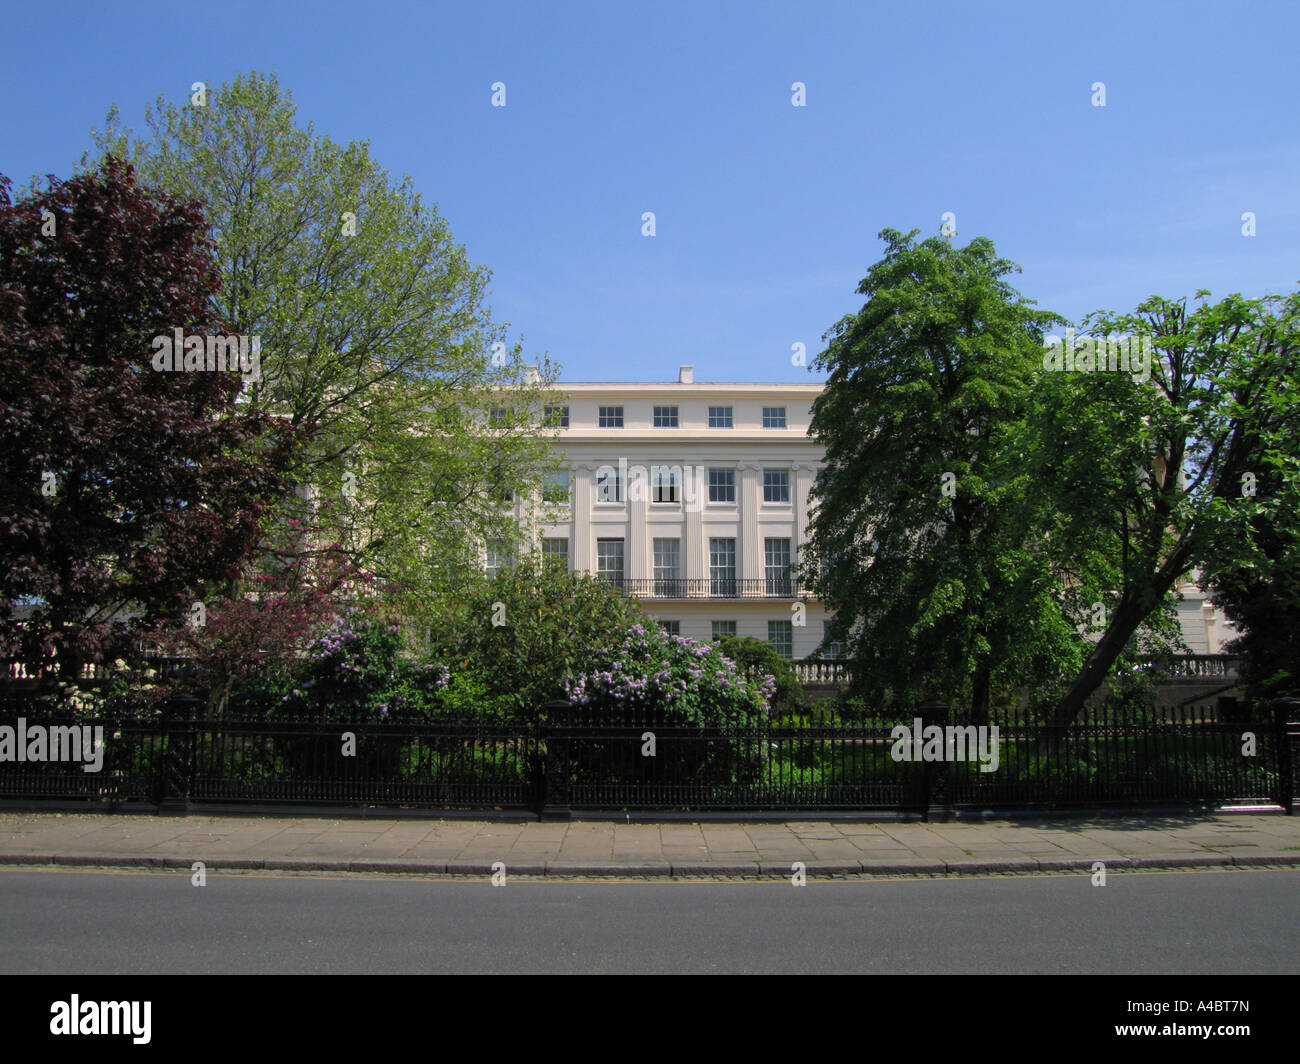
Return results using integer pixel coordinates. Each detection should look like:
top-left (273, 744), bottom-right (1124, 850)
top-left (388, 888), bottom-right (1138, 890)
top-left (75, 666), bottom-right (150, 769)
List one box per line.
top-left (563, 622), bottom-right (773, 784)
top-left (246, 609), bottom-right (448, 721)
top-left (713, 635), bottom-right (807, 715)
top-left (426, 558), bottom-right (650, 714)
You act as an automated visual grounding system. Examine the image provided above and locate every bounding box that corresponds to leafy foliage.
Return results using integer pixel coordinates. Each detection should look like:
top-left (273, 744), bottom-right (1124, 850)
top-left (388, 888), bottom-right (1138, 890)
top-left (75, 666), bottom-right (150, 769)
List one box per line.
top-left (806, 228), bottom-right (1298, 726)
top-left (0, 159), bottom-right (299, 674)
top-left (85, 72), bottom-right (563, 612)
top-left (564, 622), bottom-right (775, 785)
top-left (258, 609), bottom-right (448, 722)
top-left (427, 557), bottom-right (650, 714)
top-left (148, 543), bottom-right (363, 714)
top-left (805, 228), bottom-right (1080, 713)
top-left (713, 635), bottom-right (806, 715)
top-left (565, 623), bottom-right (774, 730)
top-left (1033, 290), bottom-right (1300, 725)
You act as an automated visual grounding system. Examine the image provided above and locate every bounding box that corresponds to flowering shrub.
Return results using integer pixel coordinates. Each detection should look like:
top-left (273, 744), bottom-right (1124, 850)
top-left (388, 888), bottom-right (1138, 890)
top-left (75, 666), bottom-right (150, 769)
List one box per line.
top-left (712, 635), bottom-right (807, 716)
top-left (564, 623), bottom-right (775, 727)
top-left (96, 658), bottom-right (171, 719)
top-left (561, 623), bottom-right (775, 786)
top-left (266, 610), bottom-right (448, 721)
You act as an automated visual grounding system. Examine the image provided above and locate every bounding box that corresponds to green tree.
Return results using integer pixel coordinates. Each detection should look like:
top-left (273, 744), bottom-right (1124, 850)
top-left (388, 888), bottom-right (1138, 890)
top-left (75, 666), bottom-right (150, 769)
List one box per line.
top-left (83, 71), bottom-right (560, 616)
top-left (1039, 290), bottom-right (1300, 722)
top-left (1203, 380), bottom-right (1300, 703)
top-left (0, 160), bottom-right (298, 674)
top-left (805, 228), bottom-right (1084, 715)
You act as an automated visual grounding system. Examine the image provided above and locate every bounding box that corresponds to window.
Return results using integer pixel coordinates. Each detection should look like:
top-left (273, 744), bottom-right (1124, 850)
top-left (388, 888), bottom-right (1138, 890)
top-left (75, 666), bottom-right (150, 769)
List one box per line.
top-left (822, 622), bottom-right (845, 660)
top-left (544, 405), bottom-right (569, 428)
top-left (660, 620), bottom-right (681, 636)
top-left (542, 470), bottom-right (570, 504)
top-left (711, 620), bottom-right (737, 640)
top-left (709, 538), bottom-right (736, 597)
top-left (653, 538), bottom-right (681, 596)
top-left (652, 464), bottom-right (680, 503)
top-left (767, 620), bottom-right (794, 659)
top-left (598, 405), bottom-right (624, 429)
top-left (541, 538), bottom-right (569, 569)
top-left (708, 406), bottom-right (733, 428)
top-left (765, 538), bottom-right (792, 596)
top-left (762, 406), bottom-right (787, 429)
top-left (653, 405), bottom-right (679, 428)
top-left (708, 468), bottom-right (735, 503)
top-left (596, 539), bottom-right (625, 589)
top-left (763, 469), bottom-right (790, 504)
top-left (595, 465), bottom-right (623, 503)
top-left (489, 407), bottom-right (508, 426)
top-left (486, 541), bottom-right (510, 579)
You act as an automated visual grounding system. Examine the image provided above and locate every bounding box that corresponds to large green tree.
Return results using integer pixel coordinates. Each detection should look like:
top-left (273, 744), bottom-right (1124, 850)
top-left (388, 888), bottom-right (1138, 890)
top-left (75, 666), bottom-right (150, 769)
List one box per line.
top-left (805, 229), bottom-right (1090, 714)
top-left (84, 72), bottom-right (559, 617)
top-left (1205, 469), bottom-right (1300, 705)
top-left (1037, 290), bottom-right (1300, 725)
top-left (810, 225), bottom-right (1299, 724)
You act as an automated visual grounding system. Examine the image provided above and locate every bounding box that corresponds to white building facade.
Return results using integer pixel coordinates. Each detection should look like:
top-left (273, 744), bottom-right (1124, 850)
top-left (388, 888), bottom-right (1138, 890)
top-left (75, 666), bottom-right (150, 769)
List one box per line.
top-left (522, 367), bottom-right (830, 659)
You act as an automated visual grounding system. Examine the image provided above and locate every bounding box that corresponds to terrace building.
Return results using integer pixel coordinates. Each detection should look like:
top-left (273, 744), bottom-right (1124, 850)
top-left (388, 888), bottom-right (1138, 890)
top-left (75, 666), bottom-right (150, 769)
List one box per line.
top-left (514, 366), bottom-right (830, 660)
top-left (503, 365), bottom-right (1238, 668)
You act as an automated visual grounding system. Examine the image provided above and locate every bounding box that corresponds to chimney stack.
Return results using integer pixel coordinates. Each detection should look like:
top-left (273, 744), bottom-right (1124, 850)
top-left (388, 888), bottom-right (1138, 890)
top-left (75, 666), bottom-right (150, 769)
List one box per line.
top-left (678, 365), bottom-right (694, 384)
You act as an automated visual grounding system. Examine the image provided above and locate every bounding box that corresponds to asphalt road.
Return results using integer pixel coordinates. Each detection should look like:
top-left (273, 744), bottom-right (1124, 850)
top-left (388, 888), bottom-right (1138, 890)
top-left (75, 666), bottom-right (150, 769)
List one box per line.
top-left (1, 867), bottom-right (1297, 974)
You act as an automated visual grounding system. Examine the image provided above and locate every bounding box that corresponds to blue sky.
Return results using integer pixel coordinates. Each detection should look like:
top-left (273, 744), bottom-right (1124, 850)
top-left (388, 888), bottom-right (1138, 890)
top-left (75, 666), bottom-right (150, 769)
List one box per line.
top-left (3, 0), bottom-right (1297, 382)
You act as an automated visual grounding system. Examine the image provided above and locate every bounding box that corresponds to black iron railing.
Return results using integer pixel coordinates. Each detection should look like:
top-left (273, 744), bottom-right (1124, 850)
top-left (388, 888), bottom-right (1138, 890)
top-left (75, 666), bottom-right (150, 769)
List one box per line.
top-left (0, 692), bottom-right (1291, 816)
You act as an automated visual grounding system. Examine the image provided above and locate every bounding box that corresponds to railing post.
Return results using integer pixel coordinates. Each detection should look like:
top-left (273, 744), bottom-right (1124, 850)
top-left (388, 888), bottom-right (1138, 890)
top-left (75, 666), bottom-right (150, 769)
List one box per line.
top-left (1274, 697), bottom-right (1300, 815)
top-left (540, 697), bottom-right (573, 820)
top-left (157, 693), bottom-right (201, 814)
top-left (919, 700), bottom-right (954, 822)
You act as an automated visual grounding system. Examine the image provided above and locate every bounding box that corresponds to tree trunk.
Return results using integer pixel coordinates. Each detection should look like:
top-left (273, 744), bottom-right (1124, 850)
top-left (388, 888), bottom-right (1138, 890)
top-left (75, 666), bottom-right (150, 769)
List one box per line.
top-left (1048, 538), bottom-right (1198, 736)
top-left (1047, 599), bottom-right (1148, 732)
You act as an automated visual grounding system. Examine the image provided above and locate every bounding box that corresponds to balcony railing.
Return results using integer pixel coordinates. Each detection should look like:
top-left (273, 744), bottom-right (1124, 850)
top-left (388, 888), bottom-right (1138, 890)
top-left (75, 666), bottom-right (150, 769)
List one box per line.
top-left (595, 577), bottom-right (812, 599)
top-left (1130, 654), bottom-right (1240, 679)
top-left (788, 655), bottom-right (1242, 689)
top-left (793, 658), bottom-right (850, 685)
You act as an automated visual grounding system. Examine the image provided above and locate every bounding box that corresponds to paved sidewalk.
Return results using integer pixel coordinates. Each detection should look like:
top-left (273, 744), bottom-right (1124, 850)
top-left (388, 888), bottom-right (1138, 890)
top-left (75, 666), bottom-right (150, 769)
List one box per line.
top-left (2, 811), bottom-right (1299, 877)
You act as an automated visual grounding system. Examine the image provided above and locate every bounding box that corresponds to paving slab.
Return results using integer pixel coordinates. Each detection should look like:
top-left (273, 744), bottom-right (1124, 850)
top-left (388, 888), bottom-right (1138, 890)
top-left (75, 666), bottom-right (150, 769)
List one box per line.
top-left (0, 811), bottom-right (1297, 878)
